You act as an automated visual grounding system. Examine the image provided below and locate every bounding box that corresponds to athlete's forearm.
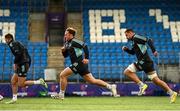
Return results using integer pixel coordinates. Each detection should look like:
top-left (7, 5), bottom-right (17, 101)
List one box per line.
top-left (147, 38), bottom-right (156, 53)
top-left (83, 45), bottom-right (89, 59)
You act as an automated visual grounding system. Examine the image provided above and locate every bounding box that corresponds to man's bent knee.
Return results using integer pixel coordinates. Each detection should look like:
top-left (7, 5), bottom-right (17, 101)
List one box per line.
top-left (18, 83), bottom-right (26, 87)
top-left (59, 72), bottom-right (68, 80)
top-left (11, 80), bottom-right (17, 86)
top-left (124, 69), bottom-right (128, 75)
top-left (124, 69), bottom-right (132, 75)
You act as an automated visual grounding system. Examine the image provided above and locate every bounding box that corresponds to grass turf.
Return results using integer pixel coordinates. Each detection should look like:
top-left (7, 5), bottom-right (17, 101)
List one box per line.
top-left (0, 96), bottom-right (179, 110)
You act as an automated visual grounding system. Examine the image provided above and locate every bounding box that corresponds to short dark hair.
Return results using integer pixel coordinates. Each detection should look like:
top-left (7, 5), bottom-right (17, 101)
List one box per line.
top-left (5, 33), bottom-right (13, 39)
top-left (66, 27), bottom-right (76, 36)
top-left (125, 29), bottom-right (134, 33)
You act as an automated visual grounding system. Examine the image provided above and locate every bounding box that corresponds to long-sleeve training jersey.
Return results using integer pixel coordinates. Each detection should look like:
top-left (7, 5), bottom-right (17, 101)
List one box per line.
top-left (125, 34), bottom-right (156, 62)
top-left (62, 38), bottom-right (89, 64)
top-left (7, 40), bottom-right (31, 64)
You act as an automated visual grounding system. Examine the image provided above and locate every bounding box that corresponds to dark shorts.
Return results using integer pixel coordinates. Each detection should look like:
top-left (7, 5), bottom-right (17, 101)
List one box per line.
top-left (69, 61), bottom-right (90, 76)
top-left (15, 61), bottom-right (31, 77)
top-left (134, 60), bottom-right (155, 73)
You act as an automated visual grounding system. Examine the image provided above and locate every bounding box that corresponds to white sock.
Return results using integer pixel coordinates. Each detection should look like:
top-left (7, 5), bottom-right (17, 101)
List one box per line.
top-left (59, 90), bottom-right (65, 95)
top-left (167, 90), bottom-right (174, 96)
top-left (106, 84), bottom-right (112, 90)
top-left (0, 95), bottom-right (3, 99)
top-left (138, 81), bottom-right (144, 87)
top-left (34, 80), bottom-right (41, 84)
top-left (12, 94), bottom-right (17, 101)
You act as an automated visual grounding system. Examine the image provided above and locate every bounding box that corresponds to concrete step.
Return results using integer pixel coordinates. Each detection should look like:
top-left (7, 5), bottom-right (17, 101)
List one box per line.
top-left (47, 46), bottom-right (65, 69)
top-left (47, 60), bottom-right (64, 66)
top-left (46, 67), bottom-right (65, 74)
top-left (48, 56), bottom-right (64, 60)
top-left (48, 51), bottom-right (62, 55)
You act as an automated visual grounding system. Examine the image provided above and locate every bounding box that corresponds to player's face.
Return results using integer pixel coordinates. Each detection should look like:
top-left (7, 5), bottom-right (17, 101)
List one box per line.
top-left (64, 31), bottom-right (73, 41)
top-left (125, 32), bottom-right (133, 40)
top-left (5, 37), bottom-right (11, 44)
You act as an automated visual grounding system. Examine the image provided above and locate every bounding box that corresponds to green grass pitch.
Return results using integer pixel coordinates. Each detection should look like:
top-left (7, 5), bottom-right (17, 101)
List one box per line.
top-left (0, 96), bottom-right (180, 110)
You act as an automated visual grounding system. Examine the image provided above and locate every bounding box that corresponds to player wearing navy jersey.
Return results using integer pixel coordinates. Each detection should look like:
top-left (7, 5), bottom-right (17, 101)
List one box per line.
top-left (122, 29), bottom-right (177, 103)
top-left (4, 34), bottom-right (47, 104)
top-left (51, 27), bottom-right (118, 99)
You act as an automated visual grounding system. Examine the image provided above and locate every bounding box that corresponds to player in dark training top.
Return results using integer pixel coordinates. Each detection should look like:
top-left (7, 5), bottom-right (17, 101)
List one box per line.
top-left (51, 27), bottom-right (118, 99)
top-left (122, 29), bottom-right (177, 103)
top-left (4, 33), bottom-right (47, 104)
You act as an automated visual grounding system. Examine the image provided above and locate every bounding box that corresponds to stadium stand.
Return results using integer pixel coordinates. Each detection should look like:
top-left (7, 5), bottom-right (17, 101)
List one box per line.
top-left (0, 0), bottom-right (180, 82)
